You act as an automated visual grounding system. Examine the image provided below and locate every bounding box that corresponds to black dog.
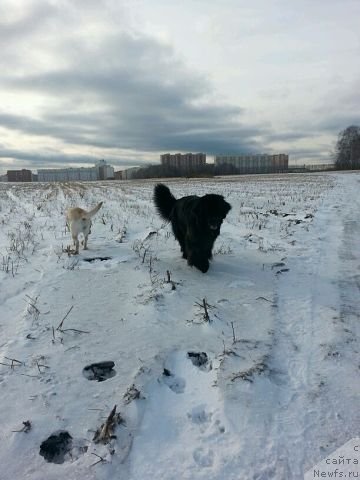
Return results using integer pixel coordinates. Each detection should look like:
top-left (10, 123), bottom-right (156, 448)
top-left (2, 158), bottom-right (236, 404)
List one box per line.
top-left (153, 183), bottom-right (231, 273)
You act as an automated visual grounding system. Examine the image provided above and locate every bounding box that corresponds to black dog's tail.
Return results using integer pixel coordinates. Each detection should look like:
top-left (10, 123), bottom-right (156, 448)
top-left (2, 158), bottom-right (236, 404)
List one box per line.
top-left (153, 183), bottom-right (176, 221)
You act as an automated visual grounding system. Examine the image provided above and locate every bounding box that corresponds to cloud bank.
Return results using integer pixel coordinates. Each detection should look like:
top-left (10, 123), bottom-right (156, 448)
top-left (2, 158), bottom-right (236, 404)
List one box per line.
top-left (0, 0), bottom-right (359, 172)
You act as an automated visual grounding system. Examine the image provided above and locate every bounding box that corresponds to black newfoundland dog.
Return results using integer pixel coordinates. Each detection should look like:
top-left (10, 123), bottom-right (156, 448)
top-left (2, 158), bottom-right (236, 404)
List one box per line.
top-left (154, 183), bottom-right (231, 273)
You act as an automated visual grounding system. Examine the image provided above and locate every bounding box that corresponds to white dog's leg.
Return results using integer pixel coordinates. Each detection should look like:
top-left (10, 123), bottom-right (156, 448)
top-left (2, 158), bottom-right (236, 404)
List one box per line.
top-left (73, 235), bottom-right (79, 254)
top-left (82, 220), bottom-right (91, 250)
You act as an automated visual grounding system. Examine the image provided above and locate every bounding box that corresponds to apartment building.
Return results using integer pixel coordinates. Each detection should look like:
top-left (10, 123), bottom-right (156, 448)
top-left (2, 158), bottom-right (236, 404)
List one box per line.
top-left (37, 160), bottom-right (114, 182)
top-left (214, 154), bottom-right (289, 174)
top-left (96, 159), bottom-right (115, 180)
top-left (160, 153), bottom-right (206, 170)
top-left (37, 167), bottom-right (98, 182)
top-left (7, 169), bottom-right (32, 182)
top-left (121, 167), bottom-right (142, 179)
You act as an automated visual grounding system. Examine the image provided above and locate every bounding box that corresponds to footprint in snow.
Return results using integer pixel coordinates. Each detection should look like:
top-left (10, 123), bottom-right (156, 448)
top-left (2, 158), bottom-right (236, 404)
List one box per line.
top-left (39, 431), bottom-right (88, 464)
top-left (188, 406), bottom-right (226, 437)
top-left (187, 351), bottom-right (211, 371)
top-left (193, 447), bottom-right (214, 467)
top-left (187, 405), bottom-right (212, 425)
top-left (162, 368), bottom-right (186, 394)
top-left (82, 361), bottom-right (116, 382)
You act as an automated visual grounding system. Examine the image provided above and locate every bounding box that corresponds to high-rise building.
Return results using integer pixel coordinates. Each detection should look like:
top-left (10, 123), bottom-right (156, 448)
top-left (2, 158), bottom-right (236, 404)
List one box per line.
top-left (160, 153), bottom-right (206, 170)
top-left (214, 154), bottom-right (288, 174)
top-left (96, 160), bottom-right (115, 180)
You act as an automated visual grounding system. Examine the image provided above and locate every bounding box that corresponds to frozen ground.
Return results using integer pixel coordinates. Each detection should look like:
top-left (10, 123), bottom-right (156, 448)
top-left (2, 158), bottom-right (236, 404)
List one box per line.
top-left (0, 172), bottom-right (359, 480)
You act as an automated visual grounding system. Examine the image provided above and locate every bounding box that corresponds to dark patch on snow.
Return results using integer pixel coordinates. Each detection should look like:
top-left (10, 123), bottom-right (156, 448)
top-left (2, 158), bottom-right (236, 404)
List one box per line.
top-left (83, 256), bottom-right (112, 263)
top-left (271, 262), bottom-right (286, 270)
top-left (327, 350), bottom-right (340, 358)
top-left (82, 256), bottom-right (112, 263)
top-left (83, 361), bottom-right (116, 382)
top-left (276, 268), bottom-right (290, 274)
top-left (39, 431), bottom-right (72, 464)
top-left (187, 352), bottom-right (209, 369)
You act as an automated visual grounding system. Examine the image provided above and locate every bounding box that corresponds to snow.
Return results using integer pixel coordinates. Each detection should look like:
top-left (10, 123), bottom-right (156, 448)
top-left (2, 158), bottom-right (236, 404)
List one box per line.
top-left (0, 172), bottom-right (359, 480)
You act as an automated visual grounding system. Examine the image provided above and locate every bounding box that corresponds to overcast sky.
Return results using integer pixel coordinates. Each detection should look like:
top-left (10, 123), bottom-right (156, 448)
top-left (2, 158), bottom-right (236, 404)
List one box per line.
top-left (0, 0), bottom-right (359, 172)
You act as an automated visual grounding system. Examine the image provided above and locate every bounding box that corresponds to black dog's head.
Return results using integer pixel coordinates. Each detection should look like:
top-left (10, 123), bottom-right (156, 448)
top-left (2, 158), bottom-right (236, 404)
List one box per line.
top-left (193, 194), bottom-right (231, 234)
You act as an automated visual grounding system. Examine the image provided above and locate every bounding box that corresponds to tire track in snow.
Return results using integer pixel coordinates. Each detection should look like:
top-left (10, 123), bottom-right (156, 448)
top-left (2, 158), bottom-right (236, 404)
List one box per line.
top-left (262, 174), bottom-right (360, 478)
top-left (213, 173), bottom-right (360, 479)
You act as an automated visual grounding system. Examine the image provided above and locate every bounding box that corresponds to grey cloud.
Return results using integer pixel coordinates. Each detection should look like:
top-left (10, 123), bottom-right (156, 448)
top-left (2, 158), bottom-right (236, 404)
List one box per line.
top-left (0, 146), bottom-right (136, 170)
top-left (0, 2), bottom-right (56, 41)
top-left (289, 148), bottom-right (333, 162)
top-left (263, 131), bottom-right (317, 143)
top-left (311, 77), bottom-right (360, 134)
top-left (3, 0), bottom-right (354, 171)
top-left (0, 30), bottom-right (266, 167)
top-left (315, 115), bottom-right (360, 135)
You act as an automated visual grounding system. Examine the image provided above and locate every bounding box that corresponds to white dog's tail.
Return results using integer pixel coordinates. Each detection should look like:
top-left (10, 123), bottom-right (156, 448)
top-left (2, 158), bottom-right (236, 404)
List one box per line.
top-left (87, 202), bottom-right (103, 218)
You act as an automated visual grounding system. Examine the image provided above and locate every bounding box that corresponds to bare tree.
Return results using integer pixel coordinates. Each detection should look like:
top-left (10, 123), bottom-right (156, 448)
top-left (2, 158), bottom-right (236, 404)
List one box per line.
top-left (335, 125), bottom-right (360, 170)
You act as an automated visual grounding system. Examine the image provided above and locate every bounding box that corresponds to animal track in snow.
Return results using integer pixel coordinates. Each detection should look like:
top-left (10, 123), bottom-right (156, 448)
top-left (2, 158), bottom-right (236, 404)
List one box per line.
top-left (82, 256), bottom-right (112, 263)
top-left (39, 431), bottom-right (88, 464)
top-left (187, 351), bottom-right (211, 371)
top-left (39, 431), bottom-right (72, 464)
top-left (161, 368), bottom-right (186, 393)
top-left (187, 405), bottom-right (212, 425)
top-left (193, 447), bottom-right (214, 467)
top-left (82, 361), bottom-right (116, 382)
top-left (129, 350), bottom-right (231, 477)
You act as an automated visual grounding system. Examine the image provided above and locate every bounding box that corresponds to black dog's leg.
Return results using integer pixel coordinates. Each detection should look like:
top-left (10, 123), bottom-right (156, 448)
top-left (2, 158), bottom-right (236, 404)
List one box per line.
top-left (196, 258), bottom-right (210, 273)
top-left (180, 242), bottom-right (188, 259)
top-left (186, 241), bottom-right (210, 273)
top-left (179, 234), bottom-right (188, 259)
top-left (172, 223), bottom-right (188, 259)
top-left (188, 253), bottom-right (209, 273)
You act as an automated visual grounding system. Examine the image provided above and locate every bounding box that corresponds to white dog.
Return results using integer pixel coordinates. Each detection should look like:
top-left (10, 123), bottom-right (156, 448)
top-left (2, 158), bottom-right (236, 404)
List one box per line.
top-left (66, 202), bottom-right (103, 254)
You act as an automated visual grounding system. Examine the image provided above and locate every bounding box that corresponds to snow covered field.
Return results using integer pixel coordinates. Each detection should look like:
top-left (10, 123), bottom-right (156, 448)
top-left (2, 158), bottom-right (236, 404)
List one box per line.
top-left (0, 172), bottom-right (359, 480)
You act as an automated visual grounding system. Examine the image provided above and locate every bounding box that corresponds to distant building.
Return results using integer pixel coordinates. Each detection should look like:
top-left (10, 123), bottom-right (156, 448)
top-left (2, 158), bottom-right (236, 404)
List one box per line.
top-left (7, 169), bottom-right (32, 182)
top-left (38, 167), bottom-right (98, 182)
top-left (214, 154), bottom-right (288, 174)
top-left (288, 163), bottom-right (335, 173)
top-left (96, 160), bottom-right (115, 180)
top-left (122, 167), bottom-right (141, 179)
top-left (114, 170), bottom-right (123, 180)
top-left (305, 163), bottom-right (335, 171)
top-left (287, 165), bottom-right (309, 173)
top-left (0, 174), bottom-right (8, 182)
top-left (271, 154), bottom-right (289, 172)
top-left (37, 160), bottom-right (114, 182)
top-left (160, 153), bottom-right (206, 171)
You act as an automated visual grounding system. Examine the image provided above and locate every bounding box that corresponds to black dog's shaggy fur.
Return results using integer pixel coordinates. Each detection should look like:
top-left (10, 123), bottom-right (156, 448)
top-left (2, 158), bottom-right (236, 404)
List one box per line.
top-left (153, 183), bottom-right (231, 273)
